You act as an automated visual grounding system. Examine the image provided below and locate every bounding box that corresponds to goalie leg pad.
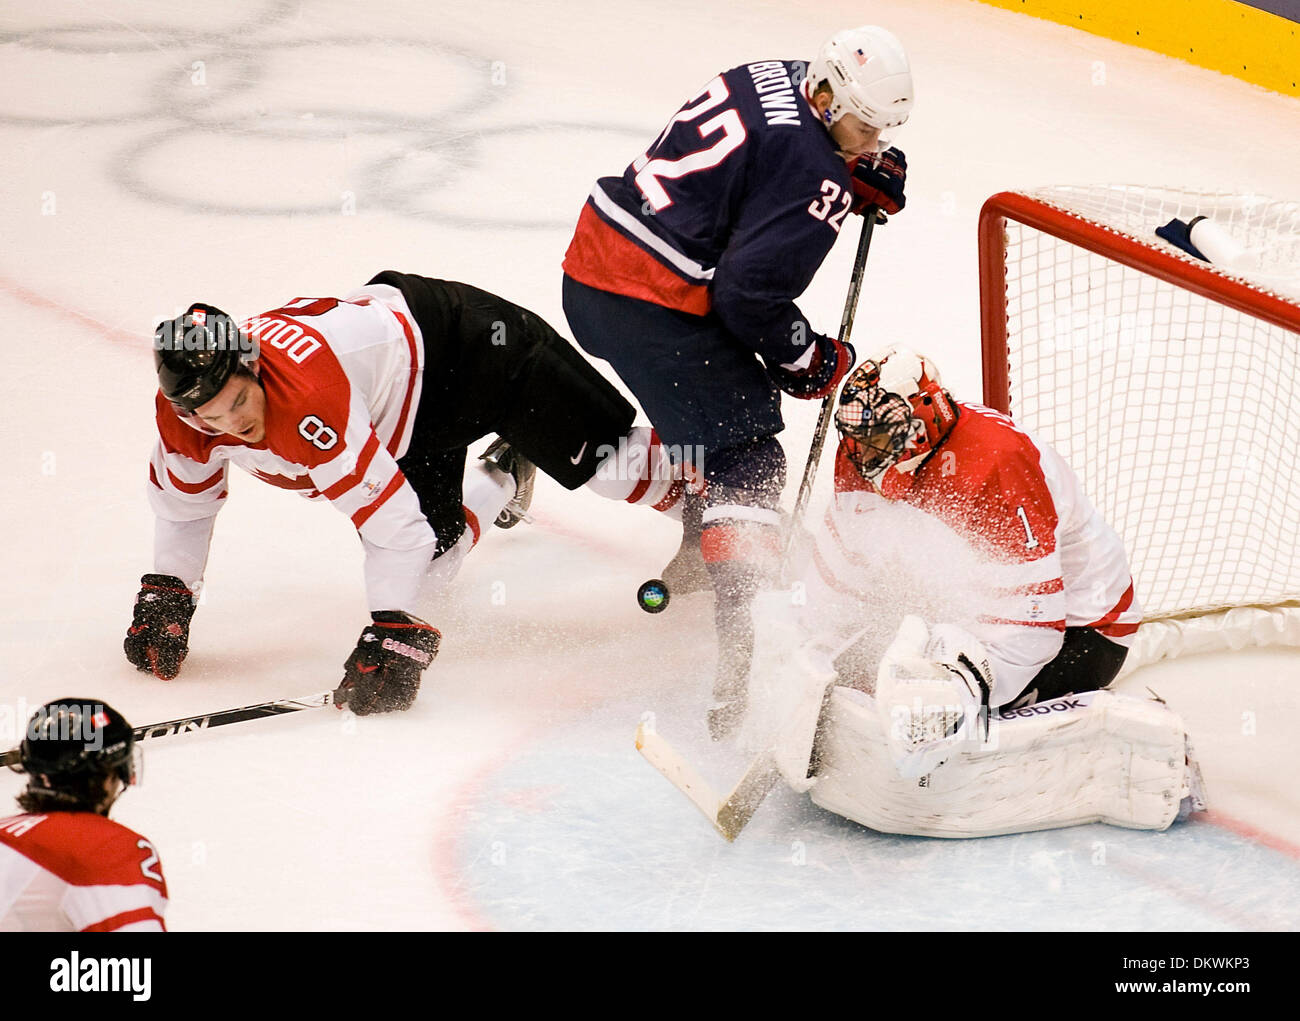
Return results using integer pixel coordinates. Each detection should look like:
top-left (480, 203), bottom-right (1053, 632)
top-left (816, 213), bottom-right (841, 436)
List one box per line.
top-left (810, 687), bottom-right (1195, 837)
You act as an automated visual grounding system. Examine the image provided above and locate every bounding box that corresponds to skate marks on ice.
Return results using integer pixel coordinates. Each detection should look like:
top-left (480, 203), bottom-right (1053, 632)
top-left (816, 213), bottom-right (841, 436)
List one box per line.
top-left (0, 1), bottom-right (649, 227)
top-left (447, 715), bottom-right (1300, 931)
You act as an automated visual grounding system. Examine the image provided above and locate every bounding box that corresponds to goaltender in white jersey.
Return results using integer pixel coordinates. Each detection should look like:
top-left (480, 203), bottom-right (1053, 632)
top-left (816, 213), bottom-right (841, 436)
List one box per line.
top-left (769, 349), bottom-right (1204, 837)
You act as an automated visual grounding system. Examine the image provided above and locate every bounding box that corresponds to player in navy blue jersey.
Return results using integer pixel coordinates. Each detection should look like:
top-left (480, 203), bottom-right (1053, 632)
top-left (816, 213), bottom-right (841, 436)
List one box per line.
top-left (563, 26), bottom-right (913, 737)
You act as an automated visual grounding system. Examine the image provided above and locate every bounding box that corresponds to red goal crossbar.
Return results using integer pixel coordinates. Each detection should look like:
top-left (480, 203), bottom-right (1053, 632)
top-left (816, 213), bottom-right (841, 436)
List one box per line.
top-left (978, 190), bottom-right (1300, 414)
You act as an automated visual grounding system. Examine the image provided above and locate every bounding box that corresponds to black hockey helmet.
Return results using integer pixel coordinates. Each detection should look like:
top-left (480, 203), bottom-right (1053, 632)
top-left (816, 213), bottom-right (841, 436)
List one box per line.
top-left (154, 302), bottom-right (257, 412)
top-left (15, 699), bottom-right (136, 812)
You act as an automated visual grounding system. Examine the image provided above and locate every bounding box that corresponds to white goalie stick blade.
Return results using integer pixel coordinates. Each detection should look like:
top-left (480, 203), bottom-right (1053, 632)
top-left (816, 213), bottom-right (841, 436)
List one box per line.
top-left (635, 723), bottom-right (781, 841)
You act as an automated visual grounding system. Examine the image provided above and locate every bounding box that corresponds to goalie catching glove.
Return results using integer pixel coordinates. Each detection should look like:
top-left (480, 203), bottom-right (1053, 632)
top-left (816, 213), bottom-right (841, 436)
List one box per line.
top-left (124, 573), bottom-right (196, 680)
top-left (336, 611), bottom-right (441, 715)
top-left (874, 616), bottom-right (994, 778)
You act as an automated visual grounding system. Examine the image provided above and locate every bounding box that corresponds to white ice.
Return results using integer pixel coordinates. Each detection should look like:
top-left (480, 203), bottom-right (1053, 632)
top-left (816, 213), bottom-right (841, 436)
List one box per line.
top-left (1, 0), bottom-right (1298, 930)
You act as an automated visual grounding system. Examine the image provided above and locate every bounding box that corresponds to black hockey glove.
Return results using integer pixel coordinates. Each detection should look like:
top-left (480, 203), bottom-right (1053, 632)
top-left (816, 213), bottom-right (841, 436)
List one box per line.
top-left (124, 574), bottom-right (196, 680)
top-left (336, 611), bottom-right (441, 715)
top-left (768, 333), bottom-right (856, 400)
top-left (848, 147), bottom-right (907, 216)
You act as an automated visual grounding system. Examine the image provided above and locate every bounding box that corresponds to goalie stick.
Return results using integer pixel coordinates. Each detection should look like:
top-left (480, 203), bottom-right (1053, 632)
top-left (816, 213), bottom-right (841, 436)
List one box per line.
top-left (635, 722), bottom-right (781, 841)
top-left (2, 691), bottom-right (336, 769)
top-left (635, 628), bottom-right (870, 840)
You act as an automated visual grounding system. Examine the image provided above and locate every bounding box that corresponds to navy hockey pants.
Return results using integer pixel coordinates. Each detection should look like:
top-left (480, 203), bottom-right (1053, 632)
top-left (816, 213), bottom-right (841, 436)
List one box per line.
top-left (561, 275), bottom-right (785, 462)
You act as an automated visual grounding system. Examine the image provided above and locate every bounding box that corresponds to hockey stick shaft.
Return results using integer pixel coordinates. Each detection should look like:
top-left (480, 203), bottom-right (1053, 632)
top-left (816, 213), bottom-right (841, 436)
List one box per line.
top-left (2, 691), bottom-right (335, 768)
top-left (783, 208), bottom-right (881, 565)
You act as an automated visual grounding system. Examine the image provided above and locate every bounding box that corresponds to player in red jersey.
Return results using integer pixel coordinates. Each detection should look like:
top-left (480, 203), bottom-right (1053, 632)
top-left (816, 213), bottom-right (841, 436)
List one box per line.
top-left (126, 274), bottom-right (686, 714)
top-left (798, 347), bottom-right (1141, 769)
top-left (0, 700), bottom-right (167, 932)
top-left (562, 26), bottom-right (915, 737)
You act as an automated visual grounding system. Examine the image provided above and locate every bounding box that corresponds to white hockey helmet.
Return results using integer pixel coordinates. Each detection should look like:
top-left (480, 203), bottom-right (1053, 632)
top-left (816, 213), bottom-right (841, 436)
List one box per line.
top-left (807, 26), bottom-right (914, 130)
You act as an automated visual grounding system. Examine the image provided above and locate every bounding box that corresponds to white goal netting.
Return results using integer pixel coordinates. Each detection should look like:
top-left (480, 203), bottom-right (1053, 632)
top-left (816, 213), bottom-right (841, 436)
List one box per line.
top-left (985, 185), bottom-right (1300, 662)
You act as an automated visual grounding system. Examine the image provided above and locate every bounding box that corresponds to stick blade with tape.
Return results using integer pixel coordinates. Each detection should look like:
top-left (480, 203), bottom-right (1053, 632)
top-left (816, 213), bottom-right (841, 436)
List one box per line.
top-left (635, 722), bottom-right (781, 842)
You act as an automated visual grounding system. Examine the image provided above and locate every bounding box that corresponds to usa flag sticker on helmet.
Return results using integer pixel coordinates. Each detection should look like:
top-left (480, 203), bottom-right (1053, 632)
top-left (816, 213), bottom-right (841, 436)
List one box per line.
top-left (92, 711), bottom-right (110, 727)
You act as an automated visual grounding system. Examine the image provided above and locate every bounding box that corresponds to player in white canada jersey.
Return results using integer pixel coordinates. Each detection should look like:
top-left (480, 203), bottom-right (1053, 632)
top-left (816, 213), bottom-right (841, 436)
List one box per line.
top-left (806, 346), bottom-right (1141, 725)
top-left (1, 700), bottom-right (167, 932)
top-left (126, 273), bottom-right (686, 714)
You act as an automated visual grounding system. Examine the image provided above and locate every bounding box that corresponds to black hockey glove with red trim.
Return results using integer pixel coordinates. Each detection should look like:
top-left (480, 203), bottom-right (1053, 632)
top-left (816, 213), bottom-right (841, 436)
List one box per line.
top-left (124, 574), bottom-right (196, 680)
top-left (848, 147), bottom-right (907, 216)
top-left (336, 611), bottom-right (441, 715)
top-left (768, 333), bottom-right (856, 400)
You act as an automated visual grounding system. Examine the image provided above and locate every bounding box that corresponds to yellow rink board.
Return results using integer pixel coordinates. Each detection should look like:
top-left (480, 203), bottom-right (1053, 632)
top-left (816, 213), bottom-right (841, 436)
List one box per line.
top-left (976, 0), bottom-right (1300, 96)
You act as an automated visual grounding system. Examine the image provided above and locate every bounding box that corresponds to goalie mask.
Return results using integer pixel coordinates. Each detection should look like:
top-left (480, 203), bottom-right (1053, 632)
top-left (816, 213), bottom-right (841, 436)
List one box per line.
top-left (834, 347), bottom-right (957, 481)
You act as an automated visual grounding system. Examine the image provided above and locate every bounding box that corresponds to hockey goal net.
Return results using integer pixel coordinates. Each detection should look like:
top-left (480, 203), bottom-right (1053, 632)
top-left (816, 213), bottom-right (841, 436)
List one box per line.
top-left (979, 185), bottom-right (1300, 669)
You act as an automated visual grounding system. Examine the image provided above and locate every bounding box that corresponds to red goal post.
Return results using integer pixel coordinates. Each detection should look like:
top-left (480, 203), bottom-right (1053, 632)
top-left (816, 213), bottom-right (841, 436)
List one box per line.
top-left (977, 186), bottom-right (1300, 669)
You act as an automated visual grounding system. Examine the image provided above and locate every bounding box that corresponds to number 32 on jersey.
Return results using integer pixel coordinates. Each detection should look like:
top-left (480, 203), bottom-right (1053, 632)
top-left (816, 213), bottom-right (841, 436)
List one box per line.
top-left (633, 77), bottom-right (747, 212)
top-left (808, 181), bottom-right (851, 232)
top-left (631, 74), bottom-right (850, 231)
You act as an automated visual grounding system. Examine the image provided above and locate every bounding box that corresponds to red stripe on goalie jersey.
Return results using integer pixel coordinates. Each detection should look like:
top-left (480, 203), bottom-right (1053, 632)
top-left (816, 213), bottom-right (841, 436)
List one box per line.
top-left (0, 813), bottom-right (168, 931)
top-left (1087, 581), bottom-right (1139, 638)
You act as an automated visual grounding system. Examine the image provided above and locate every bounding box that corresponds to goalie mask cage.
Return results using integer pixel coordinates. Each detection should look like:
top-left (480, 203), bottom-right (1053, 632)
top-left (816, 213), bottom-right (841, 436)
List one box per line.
top-left (979, 186), bottom-right (1300, 669)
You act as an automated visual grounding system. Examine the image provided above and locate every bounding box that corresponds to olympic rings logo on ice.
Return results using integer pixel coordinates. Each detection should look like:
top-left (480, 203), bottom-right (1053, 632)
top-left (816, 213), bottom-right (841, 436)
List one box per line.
top-left (0, 7), bottom-right (650, 229)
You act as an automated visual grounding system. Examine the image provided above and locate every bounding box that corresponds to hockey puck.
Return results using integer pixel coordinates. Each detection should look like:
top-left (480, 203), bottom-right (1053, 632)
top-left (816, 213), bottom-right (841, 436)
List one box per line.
top-left (637, 579), bottom-right (670, 614)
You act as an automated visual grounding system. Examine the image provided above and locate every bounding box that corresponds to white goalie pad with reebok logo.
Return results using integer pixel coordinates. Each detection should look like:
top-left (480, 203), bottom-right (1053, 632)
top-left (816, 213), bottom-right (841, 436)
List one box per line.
top-left (808, 687), bottom-right (1199, 837)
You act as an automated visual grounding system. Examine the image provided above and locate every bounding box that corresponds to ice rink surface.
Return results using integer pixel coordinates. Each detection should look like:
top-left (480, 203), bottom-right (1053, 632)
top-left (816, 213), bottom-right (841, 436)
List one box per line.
top-left (1, 0), bottom-right (1298, 930)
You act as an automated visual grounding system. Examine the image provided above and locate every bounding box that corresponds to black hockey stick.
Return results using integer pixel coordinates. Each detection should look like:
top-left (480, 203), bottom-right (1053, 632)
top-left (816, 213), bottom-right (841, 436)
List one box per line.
top-left (636, 207), bottom-right (884, 614)
top-left (782, 206), bottom-right (882, 573)
top-left (2, 691), bottom-right (335, 769)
